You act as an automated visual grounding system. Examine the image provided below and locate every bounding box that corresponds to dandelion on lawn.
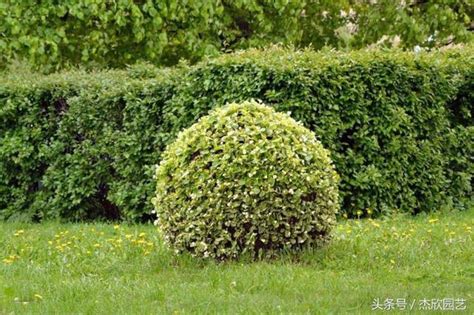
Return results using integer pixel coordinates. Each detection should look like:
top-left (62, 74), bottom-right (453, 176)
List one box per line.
top-left (14, 230), bottom-right (24, 236)
top-left (2, 258), bottom-right (12, 265)
top-left (2, 254), bottom-right (20, 265)
top-left (113, 225), bottom-right (120, 230)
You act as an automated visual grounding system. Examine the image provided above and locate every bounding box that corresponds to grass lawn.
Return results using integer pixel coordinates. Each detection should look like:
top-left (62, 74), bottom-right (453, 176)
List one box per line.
top-left (1, 209), bottom-right (472, 314)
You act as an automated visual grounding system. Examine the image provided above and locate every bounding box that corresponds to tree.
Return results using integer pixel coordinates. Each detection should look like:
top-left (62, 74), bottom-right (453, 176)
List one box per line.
top-left (0, 0), bottom-right (472, 71)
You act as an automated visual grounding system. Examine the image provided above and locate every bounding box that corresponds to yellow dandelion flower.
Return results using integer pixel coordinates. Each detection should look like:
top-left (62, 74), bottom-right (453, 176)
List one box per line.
top-left (14, 230), bottom-right (24, 236)
top-left (390, 259), bottom-right (395, 264)
top-left (113, 225), bottom-right (120, 230)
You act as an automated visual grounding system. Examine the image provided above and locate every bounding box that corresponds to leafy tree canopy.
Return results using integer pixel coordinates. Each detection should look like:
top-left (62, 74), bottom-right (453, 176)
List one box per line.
top-left (0, 0), bottom-right (472, 70)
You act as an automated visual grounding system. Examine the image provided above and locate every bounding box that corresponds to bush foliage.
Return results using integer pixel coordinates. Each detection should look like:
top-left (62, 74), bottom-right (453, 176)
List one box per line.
top-left (153, 101), bottom-right (339, 259)
top-left (0, 47), bottom-right (472, 221)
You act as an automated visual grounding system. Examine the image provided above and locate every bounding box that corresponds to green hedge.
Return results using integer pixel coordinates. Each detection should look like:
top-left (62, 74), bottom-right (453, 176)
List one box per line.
top-left (1, 47), bottom-right (473, 221)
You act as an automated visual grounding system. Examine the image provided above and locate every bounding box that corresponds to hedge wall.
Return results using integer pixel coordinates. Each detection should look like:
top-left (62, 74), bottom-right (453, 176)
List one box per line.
top-left (1, 47), bottom-right (472, 221)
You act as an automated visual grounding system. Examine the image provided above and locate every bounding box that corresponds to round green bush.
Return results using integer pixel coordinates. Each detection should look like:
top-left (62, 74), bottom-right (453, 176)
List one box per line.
top-left (152, 100), bottom-right (340, 259)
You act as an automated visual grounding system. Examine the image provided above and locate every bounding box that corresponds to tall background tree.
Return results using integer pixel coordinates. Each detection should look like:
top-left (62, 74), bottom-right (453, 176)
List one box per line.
top-left (0, 0), bottom-right (472, 71)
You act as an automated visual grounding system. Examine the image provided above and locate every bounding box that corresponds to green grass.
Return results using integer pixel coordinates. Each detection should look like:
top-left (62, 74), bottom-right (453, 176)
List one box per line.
top-left (1, 209), bottom-right (473, 314)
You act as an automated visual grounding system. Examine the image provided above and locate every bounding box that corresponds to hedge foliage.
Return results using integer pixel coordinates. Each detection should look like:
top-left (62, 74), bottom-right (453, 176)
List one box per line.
top-left (153, 101), bottom-right (339, 259)
top-left (0, 47), bottom-right (472, 221)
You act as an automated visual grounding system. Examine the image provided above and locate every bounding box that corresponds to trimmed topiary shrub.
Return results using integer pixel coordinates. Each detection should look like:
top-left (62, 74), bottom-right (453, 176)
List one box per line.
top-left (152, 100), bottom-right (339, 259)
